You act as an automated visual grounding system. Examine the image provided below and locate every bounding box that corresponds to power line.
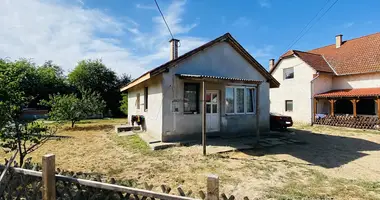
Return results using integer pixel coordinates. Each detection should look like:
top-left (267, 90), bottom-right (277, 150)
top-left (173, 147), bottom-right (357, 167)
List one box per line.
top-left (283, 0), bottom-right (339, 53)
top-left (154, 0), bottom-right (174, 39)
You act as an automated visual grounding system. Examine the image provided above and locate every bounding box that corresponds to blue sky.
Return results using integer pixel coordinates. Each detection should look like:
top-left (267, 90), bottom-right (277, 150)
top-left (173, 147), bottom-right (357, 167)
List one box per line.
top-left (1, 0), bottom-right (379, 78)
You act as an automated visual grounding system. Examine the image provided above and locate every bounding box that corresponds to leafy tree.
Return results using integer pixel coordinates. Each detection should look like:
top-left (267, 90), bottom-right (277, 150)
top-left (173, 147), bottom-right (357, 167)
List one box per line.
top-left (68, 59), bottom-right (130, 117)
top-left (118, 73), bottom-right (132, 88)
top-left (0, 59), bottom-right (57, 166)
top-left (40, 90), bottom-right (105, 128)
top-left (120, 93), bottom-right (128, 116)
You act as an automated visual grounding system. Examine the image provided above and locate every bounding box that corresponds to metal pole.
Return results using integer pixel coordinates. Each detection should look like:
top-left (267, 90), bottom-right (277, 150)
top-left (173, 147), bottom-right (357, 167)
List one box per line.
top-left (202, 80), bottom-right (206, 156)
top-left (256, 83), bottom-right (261, 141)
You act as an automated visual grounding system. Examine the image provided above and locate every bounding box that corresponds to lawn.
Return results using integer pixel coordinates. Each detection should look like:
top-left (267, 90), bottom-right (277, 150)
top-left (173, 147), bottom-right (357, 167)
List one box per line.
top-left (1, 119), bottom-right (380, 199)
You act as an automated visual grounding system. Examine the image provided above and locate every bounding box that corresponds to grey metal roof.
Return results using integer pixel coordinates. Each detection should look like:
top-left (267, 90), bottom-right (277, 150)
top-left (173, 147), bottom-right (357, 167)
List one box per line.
top-left (176, 74), bottom-right (262, 84)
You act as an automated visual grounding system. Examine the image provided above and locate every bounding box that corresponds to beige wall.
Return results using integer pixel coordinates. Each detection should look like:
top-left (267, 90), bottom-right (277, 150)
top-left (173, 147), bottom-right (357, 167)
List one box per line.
top-left (332, 72), bottom-right (380, 90)
top-left (270, 56), bottom-right (316, 123)
top-left (162, 41), bottom-right (270, 142)
top-left (128, 75), bottom-right (163, 140)
top-left (312, 73), bottom-right (333, 115)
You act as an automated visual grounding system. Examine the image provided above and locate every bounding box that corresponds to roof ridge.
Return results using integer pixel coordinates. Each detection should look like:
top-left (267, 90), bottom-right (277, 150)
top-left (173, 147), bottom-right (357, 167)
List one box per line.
top-left (293, 50), bottom-right (322, 56)
top-left (308, 32), bottom-right (380, 52)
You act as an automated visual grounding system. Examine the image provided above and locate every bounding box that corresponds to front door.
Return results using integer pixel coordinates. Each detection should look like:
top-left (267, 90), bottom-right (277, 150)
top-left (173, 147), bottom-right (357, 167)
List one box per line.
top-left (206, 90), bottom-right (220, 132)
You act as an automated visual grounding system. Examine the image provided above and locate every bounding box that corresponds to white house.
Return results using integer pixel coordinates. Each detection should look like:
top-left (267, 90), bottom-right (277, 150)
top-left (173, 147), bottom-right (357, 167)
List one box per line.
top-left (270, 32), bottom-right (380, 128)
top-left (121, 33), bottom-right (279, 142)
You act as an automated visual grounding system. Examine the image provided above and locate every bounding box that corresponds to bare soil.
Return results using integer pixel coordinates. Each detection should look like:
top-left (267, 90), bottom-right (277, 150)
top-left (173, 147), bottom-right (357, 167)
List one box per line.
top-left (2, 119), bottom-right (380, 199)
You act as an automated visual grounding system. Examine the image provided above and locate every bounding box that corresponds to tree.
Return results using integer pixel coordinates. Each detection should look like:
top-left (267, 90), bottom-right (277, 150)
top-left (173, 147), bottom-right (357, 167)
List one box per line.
top-left (40, 90), bottom-right (105, 128)
top-left (68, 59), bottom-right (122, 116)
top-left (0, 59), bottom-right (57, 166)
top-left (118, 73), bottom-right (132, 88)
top-left (120, 93), bottom-right (128, 116)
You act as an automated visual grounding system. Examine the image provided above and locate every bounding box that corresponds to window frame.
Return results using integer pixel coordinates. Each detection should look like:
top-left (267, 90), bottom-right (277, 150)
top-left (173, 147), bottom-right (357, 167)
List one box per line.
top-left (144, 87), bottom-right (148, 111)
top-left (225, 86), bottom-right (257, 115)
top-left (285, 100), bottom-right (293, 112)
top-left (183, 82), bottom-right (200, 114)
top-left (283, 67), bottom-right (294, 80)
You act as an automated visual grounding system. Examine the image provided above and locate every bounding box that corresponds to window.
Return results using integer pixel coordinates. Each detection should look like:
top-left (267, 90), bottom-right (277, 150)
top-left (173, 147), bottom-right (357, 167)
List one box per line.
top-left (136, 93), bottom-right (140, 109)
top-left (225, 86), bottom-right (257, 114)
top-left (283, 67), bottom-right (294, 79)
top-left (184, 83), bottom-right (199, 113)
top-left (144, 87), bottom-right (148, 111)
top-left (246, 87), bottom-right (256, 113)
top-left (285, 100), bottom-right (293, 112)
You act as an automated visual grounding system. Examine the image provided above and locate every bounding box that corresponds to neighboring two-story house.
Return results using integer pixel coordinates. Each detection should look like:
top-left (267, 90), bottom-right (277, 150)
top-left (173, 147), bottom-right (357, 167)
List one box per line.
top-left (270, 32), bottom-right (380, 127)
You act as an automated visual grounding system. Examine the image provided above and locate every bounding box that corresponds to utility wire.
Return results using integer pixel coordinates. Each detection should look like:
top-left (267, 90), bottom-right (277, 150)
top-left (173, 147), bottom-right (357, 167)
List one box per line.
top-left (283, 0), bottom-right (339, 53)
top-left (154, 0), bottom-right (174, 39)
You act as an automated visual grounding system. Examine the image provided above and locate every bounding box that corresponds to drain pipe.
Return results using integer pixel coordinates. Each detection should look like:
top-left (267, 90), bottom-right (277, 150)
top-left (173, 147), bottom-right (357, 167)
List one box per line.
top-left (310, 72), bottom-right (320, 125)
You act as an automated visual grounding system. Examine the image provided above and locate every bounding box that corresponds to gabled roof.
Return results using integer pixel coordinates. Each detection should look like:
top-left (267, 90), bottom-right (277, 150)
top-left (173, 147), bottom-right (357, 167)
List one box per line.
top-left (309, 32), bottom-right (380, 75)
top-left (270, 50), bottom-right (333, 74)
top-left (270, 32), bottom-right (380, 76)
top-left (121, 33), bottom-right (280, 91)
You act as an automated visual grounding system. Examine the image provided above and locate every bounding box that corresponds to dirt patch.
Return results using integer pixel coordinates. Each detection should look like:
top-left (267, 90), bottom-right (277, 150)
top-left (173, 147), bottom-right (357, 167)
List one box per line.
top-left (1, 120), bottom-right (380, 199)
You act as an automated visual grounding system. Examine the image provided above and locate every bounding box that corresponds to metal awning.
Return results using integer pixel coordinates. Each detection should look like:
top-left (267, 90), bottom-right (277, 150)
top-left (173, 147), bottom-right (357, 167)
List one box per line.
top-left (176, 74), bottom-right (262, 84)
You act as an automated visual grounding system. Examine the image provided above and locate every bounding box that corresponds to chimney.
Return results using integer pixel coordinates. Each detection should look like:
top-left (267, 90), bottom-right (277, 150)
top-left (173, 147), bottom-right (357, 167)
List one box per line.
top-left (269, 59), bottom-right (275, 71)
top-left (336, 34), bottom-right (343, 48)
top-left (169, 38), bottom-right (180, 60)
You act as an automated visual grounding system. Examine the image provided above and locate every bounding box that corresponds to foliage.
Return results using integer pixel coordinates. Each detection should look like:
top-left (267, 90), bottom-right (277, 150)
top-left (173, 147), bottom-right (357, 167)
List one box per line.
top-left (120, 93), bottom-right (128, 116)
top-left (118, 73), bottom-right (132, 88)
top-left (68, 59), bottom-right (122, 116)
top-left (0, 59), bottom-right (57, 166)
top-left (40, 89), bottom-right (106, 128)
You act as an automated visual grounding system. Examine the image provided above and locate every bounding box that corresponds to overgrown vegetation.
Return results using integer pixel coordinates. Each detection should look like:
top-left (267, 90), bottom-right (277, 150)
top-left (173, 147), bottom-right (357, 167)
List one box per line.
top-left (119, 93), bottom-right (128, 116)
top-left (40, 89), bottom-right (105, 127)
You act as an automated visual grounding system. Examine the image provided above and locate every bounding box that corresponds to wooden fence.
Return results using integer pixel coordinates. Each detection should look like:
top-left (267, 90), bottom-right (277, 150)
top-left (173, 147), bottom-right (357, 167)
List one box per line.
top-left (0, 154), bottom-right (246, 200)
top-left (314, 115), bottom-right (380, 129)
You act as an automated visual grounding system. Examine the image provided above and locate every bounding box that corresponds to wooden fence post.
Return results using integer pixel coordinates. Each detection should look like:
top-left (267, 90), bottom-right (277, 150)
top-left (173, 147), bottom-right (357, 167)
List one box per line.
top-left (42, 154), bottom-right (56, 200)
top-left (206, 174), bottom-right (219, 200)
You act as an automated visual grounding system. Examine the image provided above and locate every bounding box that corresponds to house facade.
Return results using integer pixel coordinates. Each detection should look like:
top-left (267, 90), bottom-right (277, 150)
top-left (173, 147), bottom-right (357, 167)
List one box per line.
top-left (121, 33), bottom-right (279, 142)
top-left (270, 33), bottom-right (380, 128)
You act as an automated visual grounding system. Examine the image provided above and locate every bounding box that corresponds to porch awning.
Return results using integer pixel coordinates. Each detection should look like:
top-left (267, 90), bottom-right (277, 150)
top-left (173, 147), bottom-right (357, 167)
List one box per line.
top-left (176, 74), bottom-right (262, 84)
top-left (314, 87), bottom-right (380, 98)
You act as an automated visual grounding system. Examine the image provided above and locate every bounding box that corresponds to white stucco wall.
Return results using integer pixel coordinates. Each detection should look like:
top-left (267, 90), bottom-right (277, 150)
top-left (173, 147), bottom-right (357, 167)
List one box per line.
top-left (162, 41), bottom-right (271, 142)
top-left (270, 56), bottom-right (316, 123)
top-left (312, 73), bottom-right (333, 114)
top-left (332, 72), bottom-right (380, 89)
top-left (127, 76), bottom-right (163, 140)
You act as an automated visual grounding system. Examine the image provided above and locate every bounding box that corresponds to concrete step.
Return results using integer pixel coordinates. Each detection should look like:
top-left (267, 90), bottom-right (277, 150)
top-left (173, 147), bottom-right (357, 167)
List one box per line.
top-left (115, 125), bottom-right (140, 133)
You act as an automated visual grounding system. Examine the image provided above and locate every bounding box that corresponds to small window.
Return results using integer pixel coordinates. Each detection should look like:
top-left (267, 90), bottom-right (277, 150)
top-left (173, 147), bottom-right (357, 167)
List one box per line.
top-left (283, 67), bottom-right (294, 79)
top-left (246, 87), bottom-right (256, 113)
top-left (285, 100), bottom-right (293, 112)
top-left (225, 87), bottom-right (234, 114)
top-left (136, 93), bottom-right (140, 109)
top-left (236, 88), bottom-right (245, 113)
top-left (184, 83), bottom-right (199, 113)
top-left (144, 87), bottom-right (148, 111)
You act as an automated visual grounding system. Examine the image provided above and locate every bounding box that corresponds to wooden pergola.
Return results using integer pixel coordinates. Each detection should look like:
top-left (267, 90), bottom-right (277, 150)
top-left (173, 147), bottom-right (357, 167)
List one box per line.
top-left (313, 88), bottom-right (380, 129)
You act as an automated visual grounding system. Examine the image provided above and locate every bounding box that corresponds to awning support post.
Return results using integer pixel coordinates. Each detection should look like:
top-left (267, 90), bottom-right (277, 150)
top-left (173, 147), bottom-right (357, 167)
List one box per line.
top-left (350, 99), bottom-right (360, 117)
top-left (202, 80), bottom-right (206, 156)
top-left (375, 98), bottom-right (380, 119)
top-left (313, 98), bottom-right (318, 123)
top-left (328, 99), bottom-right (336, 116)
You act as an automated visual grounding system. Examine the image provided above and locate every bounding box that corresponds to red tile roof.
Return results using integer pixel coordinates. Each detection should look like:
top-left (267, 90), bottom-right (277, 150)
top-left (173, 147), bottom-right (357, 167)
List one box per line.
top-left (314, 88), bottom-right (380, 98)
top-left (271, 32), bottom-right (380, 76)
top-left (309, 32), bottom-right (380, 75)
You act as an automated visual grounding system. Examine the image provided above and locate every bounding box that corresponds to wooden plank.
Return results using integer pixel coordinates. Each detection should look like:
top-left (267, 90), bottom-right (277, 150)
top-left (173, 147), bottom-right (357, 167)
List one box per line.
top-left (328, 99), bottom-right (336, 116)
top-left (350, 99), bottom-right (359, 117)
top-left (42, 154), bottom-right (56, 200)
top-left (55, 175), bottom-right (197, 200)
top-left (202, 81), bottom-right (206, 156)
top-left (206, 174), bottom-right (219, 200)
top-left (120, 73), bottom-right (151, 91)
top-left (313, 98), bottom-right (318, 123)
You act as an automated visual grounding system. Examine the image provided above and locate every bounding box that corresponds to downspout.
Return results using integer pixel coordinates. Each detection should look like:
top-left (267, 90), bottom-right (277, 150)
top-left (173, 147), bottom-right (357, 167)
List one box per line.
top-left (310, 72), bottom-right (320, 125)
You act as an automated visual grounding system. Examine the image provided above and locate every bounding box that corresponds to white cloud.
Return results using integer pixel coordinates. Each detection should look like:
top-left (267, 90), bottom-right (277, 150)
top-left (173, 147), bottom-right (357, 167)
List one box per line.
top-left (232, 17), bottom-right (251, 27)
top-left (136, 3), bottom-right (156, 10)
top-left (258, 0), bottom-right (271, 8)
top-left (343, 22), bottom-right (354, 28)
top-left (0, 0), bottom-right (206, 78)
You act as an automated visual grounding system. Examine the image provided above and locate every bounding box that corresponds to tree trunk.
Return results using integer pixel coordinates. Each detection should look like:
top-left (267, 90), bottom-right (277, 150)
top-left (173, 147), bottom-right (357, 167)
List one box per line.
top-left (15, 122), bottom-right (24, 167)
top-left (71, 120), bottom-right (75, 128)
